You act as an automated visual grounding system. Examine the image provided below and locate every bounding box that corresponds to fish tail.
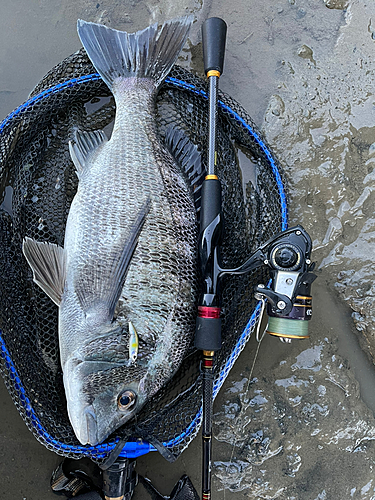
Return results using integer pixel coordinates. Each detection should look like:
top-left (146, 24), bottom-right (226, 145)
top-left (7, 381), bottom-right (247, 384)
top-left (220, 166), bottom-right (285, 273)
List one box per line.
top-left (77, 17), bottom-right (193, 91)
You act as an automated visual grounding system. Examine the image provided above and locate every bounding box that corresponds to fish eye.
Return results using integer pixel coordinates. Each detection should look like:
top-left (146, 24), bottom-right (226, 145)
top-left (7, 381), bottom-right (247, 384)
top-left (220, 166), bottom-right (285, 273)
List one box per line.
top-left (117, 390), bottom-right (136, 411)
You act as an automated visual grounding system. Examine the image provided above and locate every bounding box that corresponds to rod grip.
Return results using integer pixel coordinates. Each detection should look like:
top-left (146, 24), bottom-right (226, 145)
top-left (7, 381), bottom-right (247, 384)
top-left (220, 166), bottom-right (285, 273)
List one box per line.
top-left (202, 17), bottom-right (227, 75)
top-left (200, 178), bottom-right (222, 232)
top-left (195, 316), bottom-right (222, 351)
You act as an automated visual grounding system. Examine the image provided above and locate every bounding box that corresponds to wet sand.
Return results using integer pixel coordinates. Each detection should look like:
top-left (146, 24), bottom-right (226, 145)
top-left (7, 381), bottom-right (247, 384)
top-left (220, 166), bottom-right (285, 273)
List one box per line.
top-left (2, 0), bottom-right (375, 499)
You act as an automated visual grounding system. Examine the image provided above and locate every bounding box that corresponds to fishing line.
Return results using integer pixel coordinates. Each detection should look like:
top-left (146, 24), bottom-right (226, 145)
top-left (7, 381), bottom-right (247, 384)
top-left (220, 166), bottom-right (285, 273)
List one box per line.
top-left (255, 298), bottom-right (267, 343)
top-left (227, 303), bottom-right (267, 474)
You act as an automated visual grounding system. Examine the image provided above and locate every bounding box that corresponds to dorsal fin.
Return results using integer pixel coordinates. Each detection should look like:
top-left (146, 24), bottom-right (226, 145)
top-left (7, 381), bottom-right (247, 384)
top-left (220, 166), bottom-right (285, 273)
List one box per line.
top-left (69, 129), bottom-right (107, 178)
top-left (165, 127), bottom-right (206, 215)
top-left (22, 238), bottom-right (66, 306)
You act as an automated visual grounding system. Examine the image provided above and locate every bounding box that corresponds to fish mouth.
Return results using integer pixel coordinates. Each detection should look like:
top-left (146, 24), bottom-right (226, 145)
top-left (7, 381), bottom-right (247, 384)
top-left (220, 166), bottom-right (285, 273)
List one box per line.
top-left (76, 405), bottom-right (99, 446)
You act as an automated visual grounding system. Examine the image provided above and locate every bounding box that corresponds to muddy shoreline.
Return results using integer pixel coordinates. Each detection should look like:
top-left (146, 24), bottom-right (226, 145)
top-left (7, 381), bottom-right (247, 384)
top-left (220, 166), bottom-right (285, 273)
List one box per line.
top-left (2, 1), bottom-right (375, 499)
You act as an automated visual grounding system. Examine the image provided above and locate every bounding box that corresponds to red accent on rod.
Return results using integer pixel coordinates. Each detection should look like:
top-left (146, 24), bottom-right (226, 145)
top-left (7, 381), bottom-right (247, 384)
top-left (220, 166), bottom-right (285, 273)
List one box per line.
top-left (198, 306), bottom-right (221, 319)
top-left (203, 359), bottom-right (213, 368)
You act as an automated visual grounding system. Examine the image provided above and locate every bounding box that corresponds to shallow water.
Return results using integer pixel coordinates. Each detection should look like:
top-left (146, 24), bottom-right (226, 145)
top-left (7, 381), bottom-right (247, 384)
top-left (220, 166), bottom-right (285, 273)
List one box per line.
top-left (1, 0), bottom-right (375, 499)
top-left (212, 281), bottom-right (375, 499)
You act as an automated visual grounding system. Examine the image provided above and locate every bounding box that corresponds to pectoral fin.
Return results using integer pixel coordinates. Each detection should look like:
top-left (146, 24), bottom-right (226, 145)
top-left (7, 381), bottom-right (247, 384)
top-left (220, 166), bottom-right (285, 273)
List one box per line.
top-left (22, 237), bottom-right (66, 306)
top-left (76, 199), bottom-right (151, 318)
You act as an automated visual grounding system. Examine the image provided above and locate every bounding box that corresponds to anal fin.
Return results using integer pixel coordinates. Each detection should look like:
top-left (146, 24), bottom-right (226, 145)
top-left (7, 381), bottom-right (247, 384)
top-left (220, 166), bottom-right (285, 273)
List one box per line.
top-left (22, 237), bottom-right (66, 306)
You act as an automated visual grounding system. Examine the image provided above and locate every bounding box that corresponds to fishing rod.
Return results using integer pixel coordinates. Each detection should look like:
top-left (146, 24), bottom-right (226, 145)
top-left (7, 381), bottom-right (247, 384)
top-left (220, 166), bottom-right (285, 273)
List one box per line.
top-left (195, 17), bottom-right (317, 500)
top-left (195, 17), bottom-right (227, 500)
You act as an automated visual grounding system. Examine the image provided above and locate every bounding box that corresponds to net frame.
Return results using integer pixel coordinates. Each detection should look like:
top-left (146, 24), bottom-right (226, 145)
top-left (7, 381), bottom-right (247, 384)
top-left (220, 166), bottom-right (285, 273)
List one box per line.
top-left (0, 60), bottom-right (288, 462)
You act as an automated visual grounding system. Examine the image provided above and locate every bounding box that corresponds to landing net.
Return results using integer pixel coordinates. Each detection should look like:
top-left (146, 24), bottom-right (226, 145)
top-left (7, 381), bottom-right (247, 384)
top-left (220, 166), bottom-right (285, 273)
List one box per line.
top-left (0, 49), bottom-right (288, 463)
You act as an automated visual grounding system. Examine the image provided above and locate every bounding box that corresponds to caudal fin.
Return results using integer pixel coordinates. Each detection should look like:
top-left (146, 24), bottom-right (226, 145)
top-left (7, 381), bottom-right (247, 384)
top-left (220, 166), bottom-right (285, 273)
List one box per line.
top-left (77, 17), bottom-right (193, 91)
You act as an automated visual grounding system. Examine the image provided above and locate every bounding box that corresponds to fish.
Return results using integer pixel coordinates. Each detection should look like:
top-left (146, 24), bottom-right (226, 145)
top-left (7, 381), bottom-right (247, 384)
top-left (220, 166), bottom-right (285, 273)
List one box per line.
top-left (22, 16), bottom-right (198, 446)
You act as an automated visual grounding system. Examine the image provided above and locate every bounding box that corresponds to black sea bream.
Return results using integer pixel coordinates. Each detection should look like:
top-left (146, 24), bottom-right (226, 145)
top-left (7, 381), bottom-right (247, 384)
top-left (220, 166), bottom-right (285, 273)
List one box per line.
top-left (22, 17), bottom-right (197, 446)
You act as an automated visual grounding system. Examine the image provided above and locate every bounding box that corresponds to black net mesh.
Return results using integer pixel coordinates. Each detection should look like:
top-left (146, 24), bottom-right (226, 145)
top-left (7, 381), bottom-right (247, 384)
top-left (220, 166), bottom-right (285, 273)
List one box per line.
top-left (0, 49), bottom-right (288, 463)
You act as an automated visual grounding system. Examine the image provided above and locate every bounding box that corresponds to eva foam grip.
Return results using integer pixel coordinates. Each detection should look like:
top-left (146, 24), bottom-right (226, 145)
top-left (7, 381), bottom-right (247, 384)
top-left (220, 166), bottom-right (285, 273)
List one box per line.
top-left (195, 316), bottom-right (222, 351)
top-left (202, 18), bottom-right (227, 75)
top-left (200, 178), bottom-right (222, 232)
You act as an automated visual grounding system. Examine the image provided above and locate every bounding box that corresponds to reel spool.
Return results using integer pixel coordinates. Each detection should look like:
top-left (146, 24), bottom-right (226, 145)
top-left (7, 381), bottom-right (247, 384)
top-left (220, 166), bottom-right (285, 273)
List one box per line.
top-left (266, 295), bottom-right (313, 340)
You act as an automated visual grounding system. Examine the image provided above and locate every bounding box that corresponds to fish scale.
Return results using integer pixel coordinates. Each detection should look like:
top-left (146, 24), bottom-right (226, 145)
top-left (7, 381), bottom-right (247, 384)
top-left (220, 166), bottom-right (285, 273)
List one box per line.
top-left (62, 85), bottom-right (189, 348)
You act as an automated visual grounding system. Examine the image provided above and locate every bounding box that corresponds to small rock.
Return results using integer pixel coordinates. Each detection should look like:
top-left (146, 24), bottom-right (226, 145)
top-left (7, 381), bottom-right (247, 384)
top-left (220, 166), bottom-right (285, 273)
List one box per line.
top-left (298, 45), bottom-right (316, 65)
top-left (268, 95), bottom-right (285, 117)
top-left (323, 0), bottom-right (349, 9)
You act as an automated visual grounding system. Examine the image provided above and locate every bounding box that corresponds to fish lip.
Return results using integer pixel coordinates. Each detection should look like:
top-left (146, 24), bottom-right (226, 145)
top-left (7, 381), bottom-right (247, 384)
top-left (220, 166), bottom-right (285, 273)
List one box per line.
top-left (78, 405), bottom-right (99, 446)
